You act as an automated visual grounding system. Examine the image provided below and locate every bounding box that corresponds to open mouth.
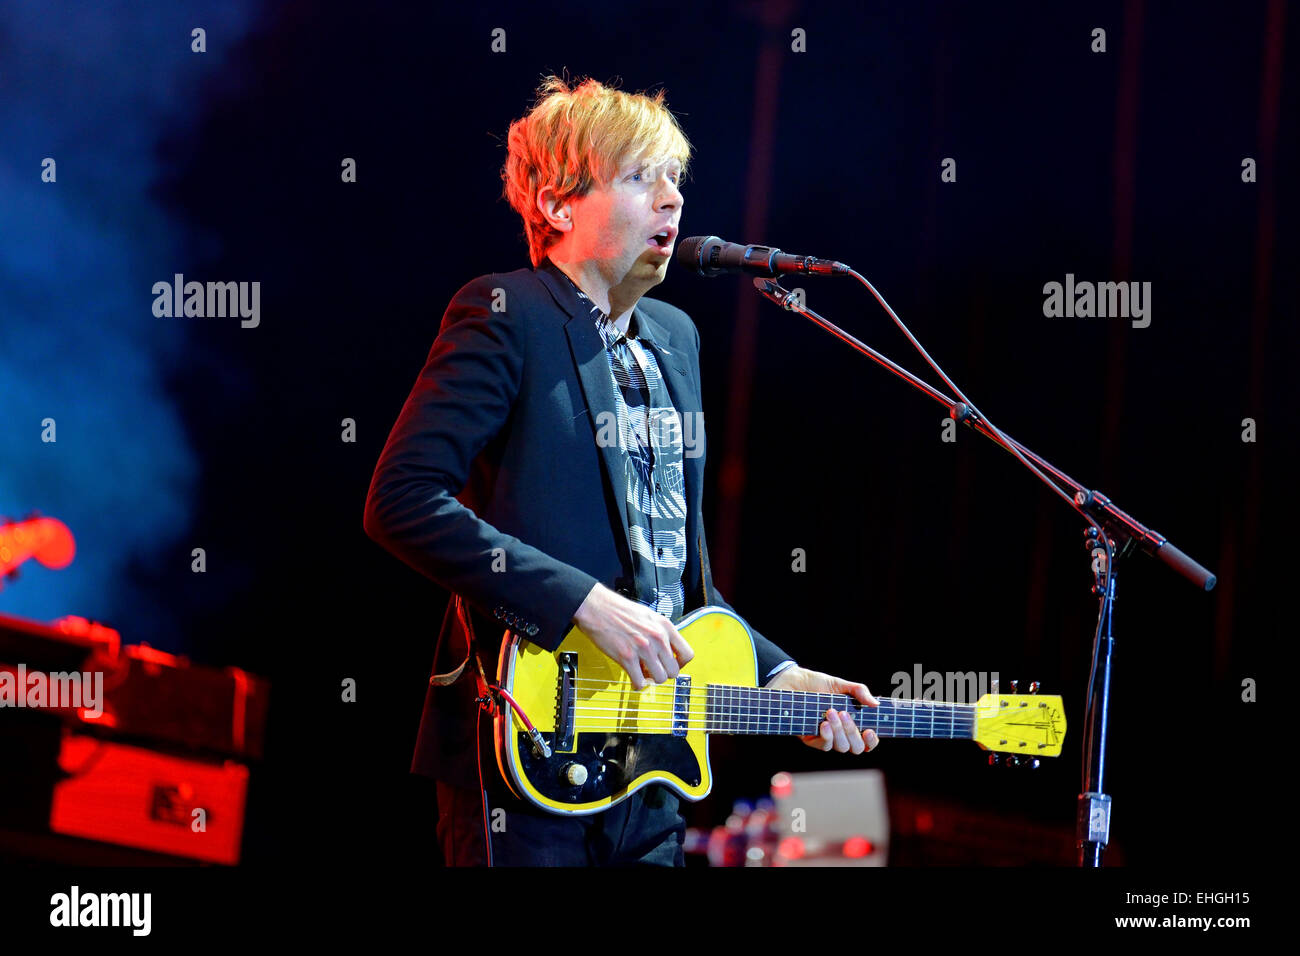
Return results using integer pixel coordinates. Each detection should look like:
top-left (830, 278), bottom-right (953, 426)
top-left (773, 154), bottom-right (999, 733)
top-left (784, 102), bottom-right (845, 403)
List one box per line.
top-left (647, 228), bottom-right (676, 254)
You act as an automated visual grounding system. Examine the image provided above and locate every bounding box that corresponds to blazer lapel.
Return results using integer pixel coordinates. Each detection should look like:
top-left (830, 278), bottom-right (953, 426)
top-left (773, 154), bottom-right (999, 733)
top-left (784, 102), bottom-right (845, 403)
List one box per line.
top-left (539, 259), bottom-right (705, 589)
top-left (563, 315), bottom-right (637, 566)
top-left (540, 261), bottom-right (636, 573)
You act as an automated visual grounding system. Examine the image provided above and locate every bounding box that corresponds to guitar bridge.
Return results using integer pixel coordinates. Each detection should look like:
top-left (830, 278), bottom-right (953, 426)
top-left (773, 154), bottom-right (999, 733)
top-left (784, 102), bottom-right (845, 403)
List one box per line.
top-left (554, 652), bottom-right (577, 751)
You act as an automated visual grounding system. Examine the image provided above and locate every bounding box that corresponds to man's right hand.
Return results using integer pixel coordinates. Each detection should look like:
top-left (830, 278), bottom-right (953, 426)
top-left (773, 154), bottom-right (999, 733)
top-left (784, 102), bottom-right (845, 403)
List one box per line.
top-left (571, 583), bottom-right (694, 690)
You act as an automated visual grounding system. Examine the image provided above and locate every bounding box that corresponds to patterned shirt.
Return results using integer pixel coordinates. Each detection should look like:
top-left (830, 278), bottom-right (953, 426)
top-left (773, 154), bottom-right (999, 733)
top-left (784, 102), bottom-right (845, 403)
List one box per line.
top-left (564, 275), bottom-right (688, 621)
top-left (560, 271), bottom-right (796, 684)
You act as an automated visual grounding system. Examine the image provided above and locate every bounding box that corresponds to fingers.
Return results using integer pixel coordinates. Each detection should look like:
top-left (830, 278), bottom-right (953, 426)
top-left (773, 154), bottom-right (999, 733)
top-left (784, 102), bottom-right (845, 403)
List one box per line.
top-left (817, 709), bottom-right (880, 753)
top-left (621, 652), bottom-right (649, 691)
top-left (828, 710), bottom-right (854, 753)
top-left (622, 617), bottom-right (685, 689)
top-left (838, 679), bottom-right (879, 708)
top-left (640, 653), bottom-right (669, 685)
top-left (641, 618), bottom-right (691, 686)
top-left (652, 620), bottom-right (682, 681)
top-left (667, 623), bottom-right (694, 667)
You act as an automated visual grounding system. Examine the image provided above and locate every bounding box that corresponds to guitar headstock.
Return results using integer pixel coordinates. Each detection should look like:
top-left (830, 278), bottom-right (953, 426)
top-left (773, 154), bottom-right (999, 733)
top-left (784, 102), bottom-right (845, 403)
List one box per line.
top-left (972, 688), bottom-right (1067, 759)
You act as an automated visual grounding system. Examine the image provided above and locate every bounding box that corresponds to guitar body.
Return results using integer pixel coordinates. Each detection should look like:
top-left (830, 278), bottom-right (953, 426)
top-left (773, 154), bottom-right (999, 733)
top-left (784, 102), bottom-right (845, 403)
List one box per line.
top-left (496, 606), bottom-right (755, 815)
top-left (495, 604), bottom-right (1067, 817)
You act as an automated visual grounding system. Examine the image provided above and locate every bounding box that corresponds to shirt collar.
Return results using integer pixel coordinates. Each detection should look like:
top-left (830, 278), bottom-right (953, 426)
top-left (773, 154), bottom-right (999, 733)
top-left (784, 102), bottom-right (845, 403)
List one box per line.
top-left (545, 259), bottom-right (657, 347)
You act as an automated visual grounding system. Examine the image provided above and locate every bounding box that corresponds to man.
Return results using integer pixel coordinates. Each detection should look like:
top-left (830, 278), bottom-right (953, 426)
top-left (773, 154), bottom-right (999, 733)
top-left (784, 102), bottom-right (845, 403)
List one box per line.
top-left (363, 76), bottom-right (878, 867)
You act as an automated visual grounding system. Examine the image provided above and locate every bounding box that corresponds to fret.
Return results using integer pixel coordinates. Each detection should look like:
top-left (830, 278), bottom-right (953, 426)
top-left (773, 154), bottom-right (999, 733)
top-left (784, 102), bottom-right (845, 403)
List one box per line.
top-left (701, 686), bottom-right (977, 740)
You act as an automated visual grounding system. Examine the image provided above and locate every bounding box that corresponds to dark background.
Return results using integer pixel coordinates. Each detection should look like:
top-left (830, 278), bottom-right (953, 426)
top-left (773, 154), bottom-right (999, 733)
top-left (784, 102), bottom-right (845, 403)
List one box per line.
top-left (2, 0), bottom-right (1289, 872)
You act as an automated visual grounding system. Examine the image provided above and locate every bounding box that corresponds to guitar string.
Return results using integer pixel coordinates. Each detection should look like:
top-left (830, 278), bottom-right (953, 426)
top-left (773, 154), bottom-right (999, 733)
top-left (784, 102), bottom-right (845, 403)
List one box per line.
top-left (565, 723), bottom-right (978, 735)
top-left (535, 687), bottom-right (986, 735)
top-left (561, 678), bottom-right (999, 708)
top-left (566, 698), bottom-right (982, 719)
top-left (566, 701), bottom-right (976, 719)
top-left (561, 722), bottom-right (984, 737)
top-left (563, 698), bottom-right (979, 732)
top-left (565, 719), bottom-right (977, 733)
top-left (563, 690), bottom-right (984, 719)
top-left (561, 686), bottom-right (982, 712)
top-left (531, 682), bottom-right (1036, 735)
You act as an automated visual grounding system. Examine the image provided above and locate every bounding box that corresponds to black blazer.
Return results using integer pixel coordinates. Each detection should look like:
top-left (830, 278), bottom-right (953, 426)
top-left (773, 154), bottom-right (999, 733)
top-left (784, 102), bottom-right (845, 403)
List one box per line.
top-left (363, 257), bottom-right (794, 789)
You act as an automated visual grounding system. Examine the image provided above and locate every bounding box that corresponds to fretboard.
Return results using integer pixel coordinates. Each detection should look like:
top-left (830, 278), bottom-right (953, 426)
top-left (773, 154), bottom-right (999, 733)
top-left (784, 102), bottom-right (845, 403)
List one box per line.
top-left (703, 685), bottom-right (976, 739)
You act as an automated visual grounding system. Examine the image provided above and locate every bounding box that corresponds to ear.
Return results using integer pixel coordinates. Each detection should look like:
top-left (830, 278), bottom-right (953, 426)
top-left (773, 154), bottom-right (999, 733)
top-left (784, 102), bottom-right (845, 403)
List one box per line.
top-left (536, 186), bottom-right (575, 234)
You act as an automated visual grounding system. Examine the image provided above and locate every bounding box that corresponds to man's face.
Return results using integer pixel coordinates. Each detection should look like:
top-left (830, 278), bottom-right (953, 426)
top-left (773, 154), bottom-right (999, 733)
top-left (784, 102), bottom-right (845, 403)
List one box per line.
top-left (565, 154), bottom-right (684, 294)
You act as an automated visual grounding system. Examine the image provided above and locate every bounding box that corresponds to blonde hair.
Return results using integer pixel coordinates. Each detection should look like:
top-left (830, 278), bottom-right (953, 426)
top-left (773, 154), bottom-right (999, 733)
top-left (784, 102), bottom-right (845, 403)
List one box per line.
top-left (502, 75), bottom-right (692, 266)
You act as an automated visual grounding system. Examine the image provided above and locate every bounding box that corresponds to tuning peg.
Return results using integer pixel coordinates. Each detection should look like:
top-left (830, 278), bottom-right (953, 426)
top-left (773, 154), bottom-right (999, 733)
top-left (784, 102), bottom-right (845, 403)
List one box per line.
top-left (1029, 681), bottom-right (1040, 694)
top-left (1027, 758), bottom-right (1040, 769)
top-left (987, 752), bottom-right (1001, 767)
top-left (1004, 755), bottom-right (1020, 768)
top-left (1009, 680), bottom-right (1019, 693)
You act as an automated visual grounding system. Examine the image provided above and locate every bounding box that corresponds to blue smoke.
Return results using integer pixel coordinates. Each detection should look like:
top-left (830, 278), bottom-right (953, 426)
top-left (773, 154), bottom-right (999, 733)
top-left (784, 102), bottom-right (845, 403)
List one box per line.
top-left (0, 1), bottom-right (260, 646)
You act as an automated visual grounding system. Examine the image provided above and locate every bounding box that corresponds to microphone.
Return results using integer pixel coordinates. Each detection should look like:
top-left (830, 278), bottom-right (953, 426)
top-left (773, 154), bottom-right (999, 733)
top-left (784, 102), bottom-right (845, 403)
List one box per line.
top-left (675, 235), bottom-right (850, 278)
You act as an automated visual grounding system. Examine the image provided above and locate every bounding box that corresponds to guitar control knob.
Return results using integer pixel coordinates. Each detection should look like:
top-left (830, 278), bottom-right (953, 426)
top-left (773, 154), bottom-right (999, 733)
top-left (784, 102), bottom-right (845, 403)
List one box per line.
top-left (562, 762), bottom-right (588, 786)
top-left (1029, 681), bottom-right (1040, 694)
top-left (1009, 680), bottom-right (1019, 693)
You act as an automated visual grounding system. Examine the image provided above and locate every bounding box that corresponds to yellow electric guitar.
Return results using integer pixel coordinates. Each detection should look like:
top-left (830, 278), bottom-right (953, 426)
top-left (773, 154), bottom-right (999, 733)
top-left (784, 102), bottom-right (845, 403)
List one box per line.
top-left (495, 606), bottom-right (1067, 815)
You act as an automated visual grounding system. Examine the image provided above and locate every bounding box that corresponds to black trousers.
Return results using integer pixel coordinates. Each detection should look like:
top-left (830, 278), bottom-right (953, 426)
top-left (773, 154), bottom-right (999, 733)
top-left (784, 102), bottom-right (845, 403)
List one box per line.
top-left (435, 726), bottom-right (687, 866)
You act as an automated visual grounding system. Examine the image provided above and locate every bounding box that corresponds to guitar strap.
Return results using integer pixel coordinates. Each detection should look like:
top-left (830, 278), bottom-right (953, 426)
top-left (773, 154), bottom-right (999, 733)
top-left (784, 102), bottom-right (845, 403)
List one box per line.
top-left (698, 532), bottom-right (715, 608)
top-left (427, 594), bottom-right (499, 867)
top-left (428, 594), bottom-right (495, 708)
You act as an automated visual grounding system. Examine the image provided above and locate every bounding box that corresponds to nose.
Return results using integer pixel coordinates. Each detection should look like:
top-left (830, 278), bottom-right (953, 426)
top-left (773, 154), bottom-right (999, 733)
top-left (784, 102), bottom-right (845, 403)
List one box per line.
top-left (656, 175), bottom-right (683, 212)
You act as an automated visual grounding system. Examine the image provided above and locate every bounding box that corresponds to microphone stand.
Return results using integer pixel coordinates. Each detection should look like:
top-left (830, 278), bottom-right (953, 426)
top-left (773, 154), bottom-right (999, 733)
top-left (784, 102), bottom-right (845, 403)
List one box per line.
top-left (750, 276), bottom-right (1215, 868)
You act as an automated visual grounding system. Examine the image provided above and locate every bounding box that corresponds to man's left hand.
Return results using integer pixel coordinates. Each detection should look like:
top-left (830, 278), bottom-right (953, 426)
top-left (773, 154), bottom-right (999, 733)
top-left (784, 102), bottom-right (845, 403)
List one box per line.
top-left (766, 666), bottom-right (880, 754)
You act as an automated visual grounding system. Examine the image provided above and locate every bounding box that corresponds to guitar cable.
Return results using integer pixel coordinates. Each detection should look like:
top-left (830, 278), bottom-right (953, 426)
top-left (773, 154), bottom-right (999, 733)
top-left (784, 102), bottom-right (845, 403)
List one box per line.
top-left (474, 668), bottom-right (552, 865)
top-left (466, 622), bottom-right (550, 866)
top-left (476, 696), bottom-right (494, 867)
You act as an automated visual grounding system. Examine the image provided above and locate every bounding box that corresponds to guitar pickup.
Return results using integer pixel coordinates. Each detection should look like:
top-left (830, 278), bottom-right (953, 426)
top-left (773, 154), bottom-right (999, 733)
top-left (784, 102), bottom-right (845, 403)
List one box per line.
top-left (672, 675), bottom-right (691, 737)
top-left (554, 652), bottom-right (577, 752)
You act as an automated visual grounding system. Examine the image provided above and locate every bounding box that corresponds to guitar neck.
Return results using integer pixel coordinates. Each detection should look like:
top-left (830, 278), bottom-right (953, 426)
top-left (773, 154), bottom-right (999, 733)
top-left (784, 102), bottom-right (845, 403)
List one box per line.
top-left (703, 685), bottom-right (976, 740)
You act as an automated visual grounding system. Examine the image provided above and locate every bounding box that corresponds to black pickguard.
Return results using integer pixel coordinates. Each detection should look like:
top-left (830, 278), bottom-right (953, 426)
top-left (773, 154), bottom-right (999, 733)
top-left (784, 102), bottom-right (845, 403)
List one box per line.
top-left (514, 731), bottom-right (702, 806)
